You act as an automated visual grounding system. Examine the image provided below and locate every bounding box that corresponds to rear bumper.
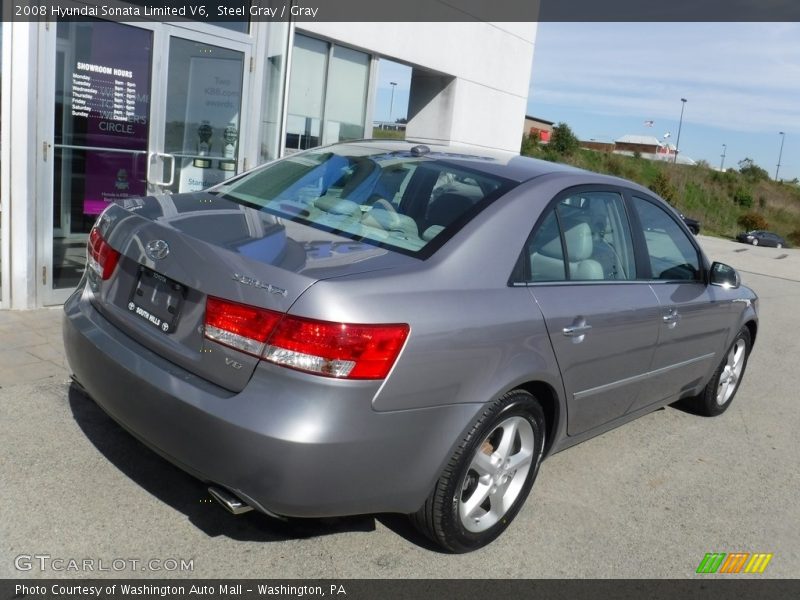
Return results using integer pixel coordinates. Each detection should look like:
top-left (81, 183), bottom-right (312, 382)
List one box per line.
top-left (63, 288), bottom-right (479, 518)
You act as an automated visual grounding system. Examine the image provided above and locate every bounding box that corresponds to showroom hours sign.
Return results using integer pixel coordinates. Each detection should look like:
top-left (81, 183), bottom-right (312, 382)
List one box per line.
top-left (60, 23), bottom-right (153, 216)
top-left (72, 61), bottom-right (139, 127)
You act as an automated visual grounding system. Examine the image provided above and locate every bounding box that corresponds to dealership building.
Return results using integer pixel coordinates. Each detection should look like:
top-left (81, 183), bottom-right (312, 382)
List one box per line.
top-left (0, 9), bottom-right (536, 309)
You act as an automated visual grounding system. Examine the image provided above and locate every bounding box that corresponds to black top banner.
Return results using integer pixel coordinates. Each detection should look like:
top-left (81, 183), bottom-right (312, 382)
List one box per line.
top-left (3, 0), bottom-right (800, 23)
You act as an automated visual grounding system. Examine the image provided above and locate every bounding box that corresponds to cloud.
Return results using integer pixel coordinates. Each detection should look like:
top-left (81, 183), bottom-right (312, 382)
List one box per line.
top-left (529, 23), bottom-right (800, 133)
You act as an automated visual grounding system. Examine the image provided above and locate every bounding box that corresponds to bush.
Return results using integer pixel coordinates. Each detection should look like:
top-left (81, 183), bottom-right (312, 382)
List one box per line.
top-left (737, 212), bottom-right (769, 231)
top-left (549, 122), bottom-right (579, 156)
top-left (649, 171), bottom-right (676, 204)
top-left (733, 188), bottom-right (753, 208)
top-left (521, 132), bottom-right (539, 156)
top-left (789, 229), bottom-right (800, 246)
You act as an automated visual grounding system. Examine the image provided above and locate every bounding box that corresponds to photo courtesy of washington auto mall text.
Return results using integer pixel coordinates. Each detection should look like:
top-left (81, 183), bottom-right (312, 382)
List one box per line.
top-left (13, 583), bottom-right (348, 598)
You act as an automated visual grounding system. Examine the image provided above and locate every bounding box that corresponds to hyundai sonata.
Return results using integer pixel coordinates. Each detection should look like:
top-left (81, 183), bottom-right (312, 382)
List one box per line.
top-left (63, 140), bottom-right (757, 552)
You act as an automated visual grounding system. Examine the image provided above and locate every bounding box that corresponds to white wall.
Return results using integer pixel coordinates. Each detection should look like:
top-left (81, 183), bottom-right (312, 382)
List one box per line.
top-left (299, 21), bottom-right (537, 153)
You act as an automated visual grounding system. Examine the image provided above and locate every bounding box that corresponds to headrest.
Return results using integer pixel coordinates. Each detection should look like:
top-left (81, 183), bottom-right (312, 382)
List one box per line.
top-left (539, 221), bottom-right (593, 262)
top-left (314, 196), bottom-right (360, 216)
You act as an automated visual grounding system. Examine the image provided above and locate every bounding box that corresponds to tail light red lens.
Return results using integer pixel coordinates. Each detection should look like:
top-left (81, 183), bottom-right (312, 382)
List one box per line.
top-left (203, 296), bottom-right (409, 380)
top-left (265, 316), bottom-right (410, 380)
top-left (204, 297), bottom-right (282, 356)
top-left (87, 227), bottom-right (121, 280)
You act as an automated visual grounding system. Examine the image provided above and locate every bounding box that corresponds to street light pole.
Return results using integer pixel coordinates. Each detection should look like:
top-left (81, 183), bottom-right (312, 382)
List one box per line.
top-left (720, 144), bottom-right (727, 171)
top-left (389, 82), bottom-right (397, 123)
top-left (673, 98), bottom-right (687, 164)
top-left (775, 131), bottom-right (786, 181)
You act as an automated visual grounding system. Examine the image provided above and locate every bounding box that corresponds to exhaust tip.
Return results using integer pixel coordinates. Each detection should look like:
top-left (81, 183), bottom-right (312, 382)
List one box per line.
top-left (208, 486), bottom-right (253, 515)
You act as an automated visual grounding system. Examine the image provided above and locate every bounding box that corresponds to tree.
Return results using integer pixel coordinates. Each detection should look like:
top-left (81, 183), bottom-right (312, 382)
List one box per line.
top-left (549, 122), bottom-right (579, 156)
top-left (649, 171), bottom-right (676, 204)
top-left (737, 158), bottom-right (769, 182)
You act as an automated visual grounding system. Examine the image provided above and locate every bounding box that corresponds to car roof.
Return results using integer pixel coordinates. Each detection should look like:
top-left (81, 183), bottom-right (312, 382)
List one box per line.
top-left (325, 139), bottom-right (590, 183)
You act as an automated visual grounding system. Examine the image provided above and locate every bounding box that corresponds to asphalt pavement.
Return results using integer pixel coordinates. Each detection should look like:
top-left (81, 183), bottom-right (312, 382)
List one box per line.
top-left (1, 236), bottom-right (798, 578)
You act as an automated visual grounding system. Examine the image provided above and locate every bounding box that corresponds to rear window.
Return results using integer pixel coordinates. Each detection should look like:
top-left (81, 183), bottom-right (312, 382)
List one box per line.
top-left (210, 147), bottom-right (515, 257)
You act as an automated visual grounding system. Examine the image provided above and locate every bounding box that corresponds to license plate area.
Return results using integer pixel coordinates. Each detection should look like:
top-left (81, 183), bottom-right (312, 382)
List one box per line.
top-left (127, 267), bottom-right (185, 334)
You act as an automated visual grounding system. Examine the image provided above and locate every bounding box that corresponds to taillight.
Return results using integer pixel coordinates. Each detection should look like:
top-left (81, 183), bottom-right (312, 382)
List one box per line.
top-left (203, 296), bottom-right (409, 380)
top-left (204, 297), bottom-right (282, 356)
top-left (87, 227), bottom-right (120, 280)
top-left (265, 316), bottom-right (409, 379)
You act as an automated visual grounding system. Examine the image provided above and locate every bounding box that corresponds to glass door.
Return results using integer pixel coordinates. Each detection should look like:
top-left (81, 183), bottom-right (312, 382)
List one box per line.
top-left (39, 21), bottom-right (250, 305)
top-left (42, 20), bottom-right (155, 304)
top-left (155, 29), bottom-right (249, 195)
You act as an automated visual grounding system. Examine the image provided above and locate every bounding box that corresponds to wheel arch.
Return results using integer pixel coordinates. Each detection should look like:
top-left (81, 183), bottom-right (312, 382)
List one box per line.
top-left (744, 319), bottom-right (757, 347)
top-left (510, 380), bottom-right (561, 457)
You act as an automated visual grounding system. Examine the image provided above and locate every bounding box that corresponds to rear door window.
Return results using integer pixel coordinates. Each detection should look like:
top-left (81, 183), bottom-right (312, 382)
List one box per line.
top-left (524, 190), bottom-right (636, 282)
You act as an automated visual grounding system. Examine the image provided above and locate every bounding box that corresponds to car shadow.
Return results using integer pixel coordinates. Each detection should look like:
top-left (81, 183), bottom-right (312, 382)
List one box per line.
top-left (375, 514), bottom-right (448, 553)
top-left (67, 383), bottom-right (377, 543)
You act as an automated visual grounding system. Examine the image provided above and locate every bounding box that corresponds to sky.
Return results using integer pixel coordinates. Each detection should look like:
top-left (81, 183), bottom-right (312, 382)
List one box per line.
top-left (526, 23), bottom-right (800, 181)
top-left (374, 59), bottom-right (412, 123)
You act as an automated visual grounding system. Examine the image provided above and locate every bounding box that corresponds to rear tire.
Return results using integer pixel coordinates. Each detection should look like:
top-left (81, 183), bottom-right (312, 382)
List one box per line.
top-left (685, 327), bottom-right (751, 416)
top-left (777, 243), bottom-right (783, 249)
top-left (411, 390), bottom-right (546, 553)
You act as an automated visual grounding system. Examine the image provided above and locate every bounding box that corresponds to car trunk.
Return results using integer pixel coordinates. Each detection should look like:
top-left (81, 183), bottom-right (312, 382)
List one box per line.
top-left (89, 192), bottom-right (412, 392)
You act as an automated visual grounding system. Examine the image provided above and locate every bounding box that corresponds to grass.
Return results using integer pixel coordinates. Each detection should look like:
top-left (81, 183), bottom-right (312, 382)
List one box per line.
top-left (522, 142), bottom-right (800, 242)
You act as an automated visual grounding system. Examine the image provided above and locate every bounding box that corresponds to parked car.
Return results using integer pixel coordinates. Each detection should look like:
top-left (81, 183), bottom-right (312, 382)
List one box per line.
top-left (63, 140), bottom-right (758, 553)
top-left (680, 213), bottom-right (701, 235)
top-left (736, 230), bottom-right (787, 247)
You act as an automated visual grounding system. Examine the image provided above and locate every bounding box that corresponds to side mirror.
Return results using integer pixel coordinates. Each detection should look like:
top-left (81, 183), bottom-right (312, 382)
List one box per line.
top-left (709, 262), bottom-right (740, 289)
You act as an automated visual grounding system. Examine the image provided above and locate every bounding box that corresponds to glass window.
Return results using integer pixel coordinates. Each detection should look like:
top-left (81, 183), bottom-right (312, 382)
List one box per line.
top-left (285, 35), bottom-right (371, 153)
top-left (527, 191), bottom-right (636, 283)
top-left (632, 196), bottom-right (701, 281)
top-left (211, 144), bottom-right (515, 257)
top-left (164, 38), bottom-right (245, 193)
top-left (285, 35), bottom-right (328, 152)
top-left (52, 21), bottom-right (153, 290)
top-left (322, 45), bottom-right (370, 145)
top-left (528, 211), bottom-right (566, 282)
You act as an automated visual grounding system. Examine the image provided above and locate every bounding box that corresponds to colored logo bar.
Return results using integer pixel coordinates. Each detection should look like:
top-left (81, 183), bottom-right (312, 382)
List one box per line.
top-left (696, 552), bottom-right (773, 574)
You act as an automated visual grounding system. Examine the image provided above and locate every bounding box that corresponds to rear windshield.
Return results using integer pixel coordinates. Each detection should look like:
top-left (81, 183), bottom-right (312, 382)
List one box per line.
top-left (211, 147), bottom-right (515, 257)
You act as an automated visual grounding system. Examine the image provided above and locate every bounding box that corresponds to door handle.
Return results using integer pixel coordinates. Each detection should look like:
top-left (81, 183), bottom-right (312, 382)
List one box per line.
top-left (563, 324), bottom-right (592, 337)
top-left (662, 309), bottom-right (680, 325)
top-left (147, 152), bottom-right (176, 187)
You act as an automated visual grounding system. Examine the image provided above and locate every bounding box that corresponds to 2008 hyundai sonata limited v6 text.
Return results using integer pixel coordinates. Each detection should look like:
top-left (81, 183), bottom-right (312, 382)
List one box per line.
top-left (63, 140), bottom-right (757, 552)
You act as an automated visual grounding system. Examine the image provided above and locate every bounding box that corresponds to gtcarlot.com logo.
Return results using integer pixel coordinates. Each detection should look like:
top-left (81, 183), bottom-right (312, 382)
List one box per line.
top-left (14, 554), bottom-right (194, 573)
top-left (696, 552), bottom-right (773, 574)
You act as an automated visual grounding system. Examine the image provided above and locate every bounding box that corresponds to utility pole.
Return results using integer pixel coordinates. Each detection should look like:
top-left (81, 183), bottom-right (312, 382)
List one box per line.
top-left (776, 132), bottom-right (786, 181)
top-left (673, 98), bottom-right (687, 164)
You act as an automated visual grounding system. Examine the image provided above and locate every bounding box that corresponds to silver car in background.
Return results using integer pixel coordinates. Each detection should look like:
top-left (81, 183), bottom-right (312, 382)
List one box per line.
top-left (63, 140), bottom-right (757, 552)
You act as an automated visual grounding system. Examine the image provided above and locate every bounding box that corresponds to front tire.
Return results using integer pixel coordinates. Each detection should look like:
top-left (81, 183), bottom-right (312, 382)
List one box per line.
top-left (411, 390), bottom-right (546, 553)
top-left (777, 243), bottom-right (783, 249)
top-left (751, 238), bottom-right (759, 246)
top-left (685, 327), bottom-right (751, 416)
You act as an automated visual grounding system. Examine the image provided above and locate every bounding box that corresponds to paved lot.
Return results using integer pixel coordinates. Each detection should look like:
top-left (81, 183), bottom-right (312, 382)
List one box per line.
top-left (1, 236), bottom-right (798, 578)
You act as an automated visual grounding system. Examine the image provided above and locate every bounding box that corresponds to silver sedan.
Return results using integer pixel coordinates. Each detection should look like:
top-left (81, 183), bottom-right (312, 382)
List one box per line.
top-left (63, 140), bottom-right (757, 552)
